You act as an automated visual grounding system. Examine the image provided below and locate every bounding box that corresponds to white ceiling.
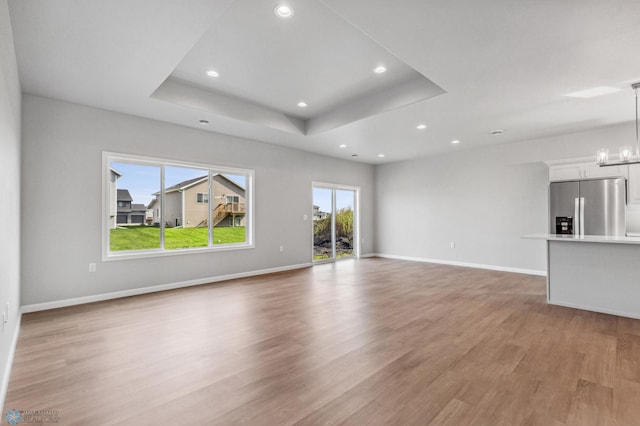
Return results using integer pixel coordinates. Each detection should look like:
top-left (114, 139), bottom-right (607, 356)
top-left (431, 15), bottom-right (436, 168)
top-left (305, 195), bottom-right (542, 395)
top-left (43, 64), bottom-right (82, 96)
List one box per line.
top-left (8, 0), bottom-right (640, 164)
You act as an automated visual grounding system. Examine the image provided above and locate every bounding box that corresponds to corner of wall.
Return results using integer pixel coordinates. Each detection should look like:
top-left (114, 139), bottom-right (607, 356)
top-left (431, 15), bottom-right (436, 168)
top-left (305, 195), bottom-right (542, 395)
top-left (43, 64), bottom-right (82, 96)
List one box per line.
top-left (0, 0), bottom-right (23, 410)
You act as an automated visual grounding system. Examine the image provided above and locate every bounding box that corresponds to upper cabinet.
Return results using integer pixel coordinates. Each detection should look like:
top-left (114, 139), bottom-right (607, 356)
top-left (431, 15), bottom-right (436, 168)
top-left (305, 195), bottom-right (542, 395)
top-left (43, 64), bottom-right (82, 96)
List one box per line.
top-left (546, 158), bottom-right (628, 182)
top-left (545, 157), bottom-right (640, 204)
top-left (583, 163), bottom-right (629, 179)
top-left (547, 163), bottom-right (583, 181)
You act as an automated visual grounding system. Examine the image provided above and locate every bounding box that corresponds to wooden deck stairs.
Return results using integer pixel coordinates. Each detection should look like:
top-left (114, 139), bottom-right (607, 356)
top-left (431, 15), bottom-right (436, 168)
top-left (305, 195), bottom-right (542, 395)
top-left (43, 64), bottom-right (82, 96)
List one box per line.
top-left (198, 203), bottom-right (245, 227)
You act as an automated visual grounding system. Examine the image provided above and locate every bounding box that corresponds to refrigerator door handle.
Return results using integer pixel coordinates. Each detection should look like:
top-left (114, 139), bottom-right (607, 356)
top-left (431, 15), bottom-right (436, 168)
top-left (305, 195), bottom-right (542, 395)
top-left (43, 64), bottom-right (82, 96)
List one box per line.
top-left (580, 197), bottom-right (585, 236)
top-left (574, 197), bottom-right (579, 235)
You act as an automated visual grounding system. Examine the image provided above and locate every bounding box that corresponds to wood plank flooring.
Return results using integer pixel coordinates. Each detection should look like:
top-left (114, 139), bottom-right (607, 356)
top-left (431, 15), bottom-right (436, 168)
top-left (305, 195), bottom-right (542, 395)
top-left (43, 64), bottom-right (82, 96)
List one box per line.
top-left (5, 258), bottom-right (640, 425)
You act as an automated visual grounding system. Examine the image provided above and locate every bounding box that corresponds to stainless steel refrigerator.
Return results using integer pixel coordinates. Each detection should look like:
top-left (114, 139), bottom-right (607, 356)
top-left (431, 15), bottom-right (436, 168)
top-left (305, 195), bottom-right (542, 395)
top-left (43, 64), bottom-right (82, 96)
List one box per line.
top-left (549, 178), bottom-right (626, 236)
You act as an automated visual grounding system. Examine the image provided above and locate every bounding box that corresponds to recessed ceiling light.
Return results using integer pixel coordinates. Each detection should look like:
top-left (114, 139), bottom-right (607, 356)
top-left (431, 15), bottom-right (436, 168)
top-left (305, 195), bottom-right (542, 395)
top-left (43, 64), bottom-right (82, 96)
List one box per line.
top-left (274, 3), bottom-right (294, 18)
top-left (377, 154), bottom-right (385, 158)
top-left (565, 86), bottom-right (620, 98)
top-left (490, 129), bottom-right (504, 135)
top-left (374, 66), bottom-right (387, 74)
top-left (339, 144), bottom-right (347, 148)
top-left (206, 70), bottom-right (219, 78)
top-left (416, 124), bottom-right (427, 130)
top-left (297, 101), bottom-right (308, 108)
top-left (451, 140), bottom-right (460, 144)
top-left (199, 119), bottom-right (210, 125)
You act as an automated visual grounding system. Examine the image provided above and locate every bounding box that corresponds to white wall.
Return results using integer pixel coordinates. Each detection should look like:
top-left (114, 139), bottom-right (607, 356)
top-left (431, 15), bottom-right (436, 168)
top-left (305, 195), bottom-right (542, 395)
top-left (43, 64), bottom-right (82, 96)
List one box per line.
top-left (0, 0), bottom-right (21, 405)
top-left (21, 95), bottom-right (375, 306)
top-left (374, 123), bottom-right (639, 273)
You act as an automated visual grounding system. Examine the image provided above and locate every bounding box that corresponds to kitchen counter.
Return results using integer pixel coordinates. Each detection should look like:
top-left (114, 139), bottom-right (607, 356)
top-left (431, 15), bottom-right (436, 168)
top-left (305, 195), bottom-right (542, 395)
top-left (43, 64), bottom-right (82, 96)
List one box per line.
top-left (523, 234), bottom-right (640, 319)
top-left (523, 233), bottom-right (640, 245)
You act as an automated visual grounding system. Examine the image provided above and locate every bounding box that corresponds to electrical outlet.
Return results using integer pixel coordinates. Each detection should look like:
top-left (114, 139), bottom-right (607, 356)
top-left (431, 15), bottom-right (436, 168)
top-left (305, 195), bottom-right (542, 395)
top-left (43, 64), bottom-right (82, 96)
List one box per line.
top-left (89, 263), bottom-right (97, 272)
top-left (450, 242), bottom-right (455, 249)
top-left (303, 214), bottom-right (308, 221)
top-left (2, 304), bottom-right (7, 332)
top-left (279, 245), bottom-right (284, 253)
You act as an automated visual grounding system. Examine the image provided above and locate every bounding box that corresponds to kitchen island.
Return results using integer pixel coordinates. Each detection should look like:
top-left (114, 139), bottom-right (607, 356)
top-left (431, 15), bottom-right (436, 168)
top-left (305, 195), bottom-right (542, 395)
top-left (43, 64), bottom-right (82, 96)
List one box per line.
top-left (524, 234), bottom-right (640, 319)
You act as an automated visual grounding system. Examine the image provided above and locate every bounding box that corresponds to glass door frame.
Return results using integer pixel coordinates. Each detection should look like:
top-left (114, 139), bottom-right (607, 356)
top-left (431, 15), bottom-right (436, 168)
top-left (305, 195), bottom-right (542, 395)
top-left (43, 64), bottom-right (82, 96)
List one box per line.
top-left (311, 182), bottom-right (360, 263)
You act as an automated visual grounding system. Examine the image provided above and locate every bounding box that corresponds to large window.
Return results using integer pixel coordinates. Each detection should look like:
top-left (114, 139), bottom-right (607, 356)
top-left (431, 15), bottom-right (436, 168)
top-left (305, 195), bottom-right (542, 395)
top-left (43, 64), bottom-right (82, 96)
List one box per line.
top-left (103, 152), bottom-right (254, 260)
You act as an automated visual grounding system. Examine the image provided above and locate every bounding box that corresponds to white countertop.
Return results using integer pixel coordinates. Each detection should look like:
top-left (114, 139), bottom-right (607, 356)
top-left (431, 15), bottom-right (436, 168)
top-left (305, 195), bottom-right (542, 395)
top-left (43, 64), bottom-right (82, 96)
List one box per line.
top-left (523, 234), bottom-right (640, 245)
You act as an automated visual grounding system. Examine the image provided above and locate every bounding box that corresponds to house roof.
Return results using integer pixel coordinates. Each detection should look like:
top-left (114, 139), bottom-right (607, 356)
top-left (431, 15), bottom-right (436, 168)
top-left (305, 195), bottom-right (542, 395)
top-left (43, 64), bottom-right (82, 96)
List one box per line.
top-left (161, 174), bottom-right (245, 194)
top-left (164, 175), bottom-right (208, 193)
top-left (131, 204), bottom-right (146, 212)
top-left (117, 189), bottom-right (132, 202)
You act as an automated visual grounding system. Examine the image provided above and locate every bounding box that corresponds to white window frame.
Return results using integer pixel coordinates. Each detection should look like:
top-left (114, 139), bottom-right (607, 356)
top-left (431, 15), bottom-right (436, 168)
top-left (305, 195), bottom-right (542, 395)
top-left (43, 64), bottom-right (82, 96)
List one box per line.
top-left (102, 152), bottom-right (255, 261)
top-left (196, 192), bottom-right (209, 204)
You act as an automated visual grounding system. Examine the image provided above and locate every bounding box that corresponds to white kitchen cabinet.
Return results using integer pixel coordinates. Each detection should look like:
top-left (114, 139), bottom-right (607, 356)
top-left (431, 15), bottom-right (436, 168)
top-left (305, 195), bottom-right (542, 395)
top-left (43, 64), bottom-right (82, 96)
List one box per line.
top-left (547, 160), bottom-right (627, 181)
top-left (628, 164), bottom-right (640, 204)
top-left (583, 163), bottom-right (628, 179)
top-left (548, 163), bottom-right (582, 181)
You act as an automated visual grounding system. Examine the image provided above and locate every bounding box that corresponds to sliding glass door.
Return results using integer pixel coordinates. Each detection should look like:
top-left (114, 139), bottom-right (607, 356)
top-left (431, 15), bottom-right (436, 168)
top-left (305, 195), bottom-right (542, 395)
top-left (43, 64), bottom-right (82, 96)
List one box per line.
top-left (312, 184), bottom-right (358, 262)
top-left (313, 187), bottom-right (333, 260)
top-left (335, 189), bottom-right (355, 258)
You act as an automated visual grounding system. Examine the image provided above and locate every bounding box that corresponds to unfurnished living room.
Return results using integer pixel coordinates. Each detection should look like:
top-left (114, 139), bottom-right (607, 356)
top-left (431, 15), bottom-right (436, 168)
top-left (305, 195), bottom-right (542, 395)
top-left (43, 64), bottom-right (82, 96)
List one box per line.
top-left (2, 1), bottom-right (640, 425)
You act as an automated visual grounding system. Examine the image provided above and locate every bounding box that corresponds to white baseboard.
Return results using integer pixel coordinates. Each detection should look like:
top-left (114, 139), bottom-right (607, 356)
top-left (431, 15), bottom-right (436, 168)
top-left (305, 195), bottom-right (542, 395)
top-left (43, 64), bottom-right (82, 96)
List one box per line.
top-left (20, 255), bottom-right (545, 314)
top-left (1, 310), bottom-right (21, 410)
top-left (548, 300), bottom-right (640, 320)
top-left (22, 263), bottom-right (312, 313)
top-left (372, 253), bottom-right (547, 276)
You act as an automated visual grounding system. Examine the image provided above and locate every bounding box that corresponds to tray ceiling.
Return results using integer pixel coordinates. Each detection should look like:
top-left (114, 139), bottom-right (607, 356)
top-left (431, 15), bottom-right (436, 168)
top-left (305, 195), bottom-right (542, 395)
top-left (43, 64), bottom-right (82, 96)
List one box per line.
top-left (155, 0), bottom-right (445, 135)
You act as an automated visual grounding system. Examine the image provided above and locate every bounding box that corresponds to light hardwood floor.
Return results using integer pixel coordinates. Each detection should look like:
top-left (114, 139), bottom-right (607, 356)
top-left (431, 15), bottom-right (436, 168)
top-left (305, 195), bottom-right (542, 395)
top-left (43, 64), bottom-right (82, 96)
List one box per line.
top-left (5, 258), bottom-right (640, 425)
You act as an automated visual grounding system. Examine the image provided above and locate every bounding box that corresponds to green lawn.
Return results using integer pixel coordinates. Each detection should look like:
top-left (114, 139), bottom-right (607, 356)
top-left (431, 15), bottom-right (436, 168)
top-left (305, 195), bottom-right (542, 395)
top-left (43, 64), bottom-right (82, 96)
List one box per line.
top-left (110, 226), bottom-right (246, 251)
top-left (313, 251), bottom-right (354, 261)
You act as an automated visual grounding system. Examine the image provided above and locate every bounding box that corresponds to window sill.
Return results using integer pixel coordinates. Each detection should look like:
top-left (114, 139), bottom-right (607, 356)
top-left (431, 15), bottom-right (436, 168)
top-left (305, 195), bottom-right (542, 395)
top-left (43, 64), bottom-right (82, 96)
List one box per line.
top-left (102, 243), bottom-right (255, 262)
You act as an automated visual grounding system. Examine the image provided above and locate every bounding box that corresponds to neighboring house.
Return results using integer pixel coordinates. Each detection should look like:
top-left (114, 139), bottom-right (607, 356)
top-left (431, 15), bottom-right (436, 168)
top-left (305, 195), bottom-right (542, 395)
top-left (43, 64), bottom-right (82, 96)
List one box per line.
top-left (116, 189), bottom-right (146, 225)
top-left (145, 208), bottom-right (154, 225)
top-left (148, 197), bottom-right (159, 226)
top-left (313, 205), bottom-right (329, 221)
top-left (108, 168), bottom-right (122, 228)
top-left (149, 174), bottom-right (246, 228)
